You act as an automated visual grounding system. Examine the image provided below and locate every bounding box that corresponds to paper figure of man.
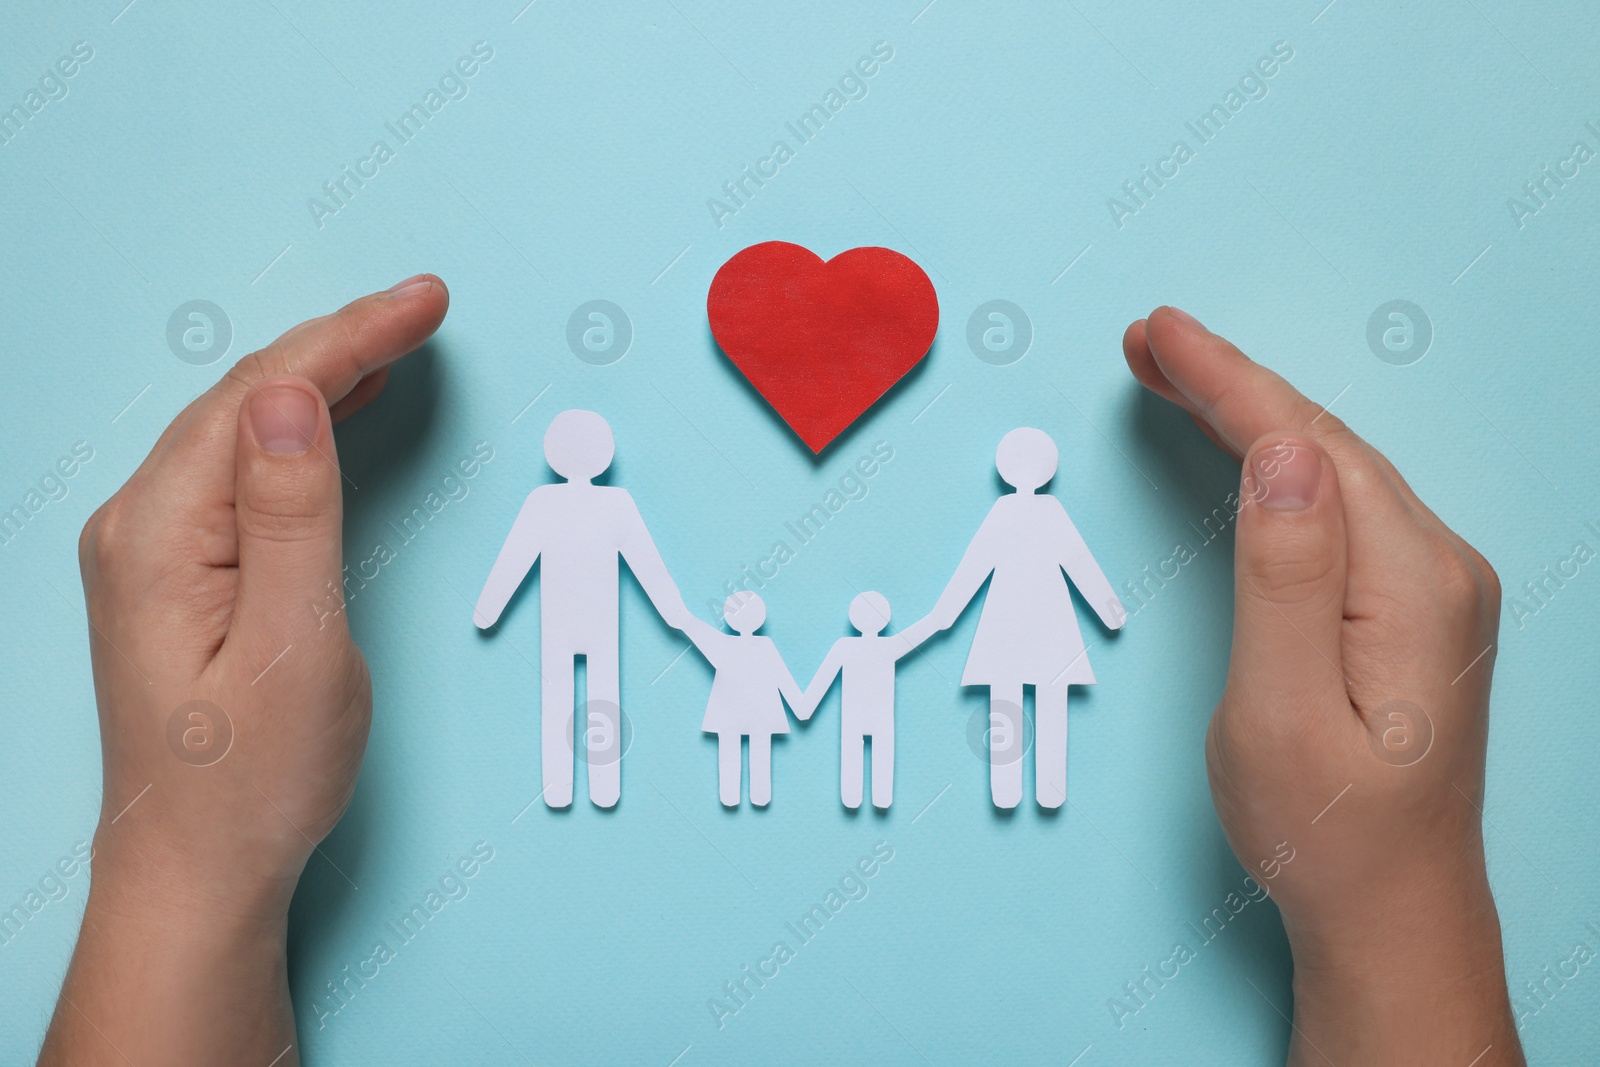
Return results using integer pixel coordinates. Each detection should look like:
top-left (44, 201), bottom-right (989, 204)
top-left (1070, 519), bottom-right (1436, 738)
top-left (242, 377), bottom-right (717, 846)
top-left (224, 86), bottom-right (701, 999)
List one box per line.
top-left (474, 410), bottom-right (691, 808)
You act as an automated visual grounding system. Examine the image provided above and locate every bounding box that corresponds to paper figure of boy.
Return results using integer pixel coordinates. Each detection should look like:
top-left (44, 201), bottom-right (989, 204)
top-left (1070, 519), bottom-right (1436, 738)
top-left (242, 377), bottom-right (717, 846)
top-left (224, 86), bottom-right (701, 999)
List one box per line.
top-left (799, 592), bottom-right (934, 809)
top-left (682, 592), bottom-right (807, 807)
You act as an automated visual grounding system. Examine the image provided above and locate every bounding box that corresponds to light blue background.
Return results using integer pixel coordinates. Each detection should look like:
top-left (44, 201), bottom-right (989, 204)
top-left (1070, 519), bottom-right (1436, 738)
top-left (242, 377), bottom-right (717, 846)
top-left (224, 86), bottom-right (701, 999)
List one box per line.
top-left (3, 1), bottom-right (1598, 1063)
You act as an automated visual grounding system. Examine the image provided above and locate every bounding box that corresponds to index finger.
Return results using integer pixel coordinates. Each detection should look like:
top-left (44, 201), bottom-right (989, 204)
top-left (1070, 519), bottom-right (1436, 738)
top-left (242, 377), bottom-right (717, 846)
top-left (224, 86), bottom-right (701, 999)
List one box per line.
top-left (138, 276), bottom-right (448, 463)
top-left (101, 277), bottom-right (448, 565)
top-left (221, 274), bottom-right (447, 408)
top-left (152, 274), bottom-right (445, 465)
top-left (1128, 307), bottom-right (1352, 458)
top-left (1125, 308), bottom-right (1425, 524)
top-left (1122, 306), bottom-right (1492, 608)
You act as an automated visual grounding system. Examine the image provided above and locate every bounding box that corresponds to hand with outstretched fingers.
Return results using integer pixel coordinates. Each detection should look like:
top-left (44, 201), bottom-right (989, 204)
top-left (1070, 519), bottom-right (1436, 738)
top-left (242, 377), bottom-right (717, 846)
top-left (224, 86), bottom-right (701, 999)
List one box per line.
top-left (1124, 307), bottom-right (1522, 1067)
top-left (40, 276), bottom-right (449, 1067)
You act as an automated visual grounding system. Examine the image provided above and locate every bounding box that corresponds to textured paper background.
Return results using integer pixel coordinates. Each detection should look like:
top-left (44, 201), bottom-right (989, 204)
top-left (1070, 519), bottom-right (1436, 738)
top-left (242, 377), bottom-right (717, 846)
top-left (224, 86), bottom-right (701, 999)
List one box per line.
top-left (2, 1), bottom-right (1598, 1063)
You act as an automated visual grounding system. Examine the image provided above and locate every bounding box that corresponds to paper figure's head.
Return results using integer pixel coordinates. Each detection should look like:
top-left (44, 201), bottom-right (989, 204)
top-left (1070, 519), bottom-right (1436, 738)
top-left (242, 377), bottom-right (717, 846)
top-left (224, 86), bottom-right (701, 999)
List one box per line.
top-left (723, 591), bottom-right (766, 635)
top-left (848, 591), bottom-right (890, 635)
top-left (995, 427), bottom-right (1058, 493)
top-left (545, 409), bottom-right (614, 483)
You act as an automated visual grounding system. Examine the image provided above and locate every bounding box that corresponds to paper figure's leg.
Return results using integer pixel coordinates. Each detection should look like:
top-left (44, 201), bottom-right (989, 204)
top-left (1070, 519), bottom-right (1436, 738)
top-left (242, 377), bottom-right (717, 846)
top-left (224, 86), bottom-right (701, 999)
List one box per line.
top-left (989, 684), bottom-right (1024, 809)
top-left (871, 725), bottom-right (894, 809)
top-left (585, 646), bottom-right (622, 808)
top-left (541, 647), bottom-right (575, 808)
top-left (749, 733), bottom-right (772, 807)
top-left (1035, 685), bottom-right (1068, 809)
top-left (717, 733), bottom-right (741, 807)
top-left (841, 729), bottom-right (864, 809)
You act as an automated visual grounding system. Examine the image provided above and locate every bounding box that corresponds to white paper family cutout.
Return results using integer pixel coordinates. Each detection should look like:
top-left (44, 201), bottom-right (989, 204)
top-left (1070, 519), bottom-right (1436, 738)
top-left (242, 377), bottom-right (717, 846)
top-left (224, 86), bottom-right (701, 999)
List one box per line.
top-left (473, 410), bottom-right (693, 808)
top-left (681, 597), bottom-right (805, 808)
top-left (475, 412), bottom-right (1123, 811)
top-left (801, 592), bottom-right (934, 809)
top-left (920, 427), bottom-right (1126, 808)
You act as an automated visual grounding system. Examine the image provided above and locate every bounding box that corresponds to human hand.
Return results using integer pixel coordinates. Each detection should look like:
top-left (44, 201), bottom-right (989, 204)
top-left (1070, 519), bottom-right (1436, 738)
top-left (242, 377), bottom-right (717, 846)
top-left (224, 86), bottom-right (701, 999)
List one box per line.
top-left (41, 276), bottom-right (448, 1067)
top-left (1124, 307), bottom-right (1521, 1066)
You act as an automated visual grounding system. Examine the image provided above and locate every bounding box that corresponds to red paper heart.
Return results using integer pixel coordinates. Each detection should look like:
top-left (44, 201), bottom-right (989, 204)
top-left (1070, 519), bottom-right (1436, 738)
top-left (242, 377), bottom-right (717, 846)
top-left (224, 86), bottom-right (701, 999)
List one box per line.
top-left (707, 242), bottom-right (939, 453)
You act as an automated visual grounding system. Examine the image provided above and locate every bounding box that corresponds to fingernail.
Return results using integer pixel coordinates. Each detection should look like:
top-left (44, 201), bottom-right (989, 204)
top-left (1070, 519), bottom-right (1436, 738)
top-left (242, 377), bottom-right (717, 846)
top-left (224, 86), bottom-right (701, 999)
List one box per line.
top-left (250, 385), bottom-right (319, 455)
top-left (386, 274), bottom-right (433, 297)
top-left (1165, 306), bottom-right (1204, 330)
top-left (1251, 443), bottom-right (1321, 511)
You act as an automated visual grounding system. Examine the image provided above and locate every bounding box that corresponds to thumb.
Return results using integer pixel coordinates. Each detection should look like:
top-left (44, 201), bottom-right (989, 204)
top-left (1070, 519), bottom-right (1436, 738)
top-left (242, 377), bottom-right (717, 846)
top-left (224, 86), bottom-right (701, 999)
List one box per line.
top-left (233, 377), bottom-right (343, 643)
top-left (1229, 434), bottom-right (1348, 705)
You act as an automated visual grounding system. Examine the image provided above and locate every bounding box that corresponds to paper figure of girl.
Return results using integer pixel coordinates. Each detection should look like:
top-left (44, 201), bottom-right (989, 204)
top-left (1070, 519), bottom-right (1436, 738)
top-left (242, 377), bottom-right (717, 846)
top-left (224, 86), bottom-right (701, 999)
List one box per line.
top-left (683, 592), bottom-right (808, 807)
top-left (915, 427), bottom-right (1124, 809)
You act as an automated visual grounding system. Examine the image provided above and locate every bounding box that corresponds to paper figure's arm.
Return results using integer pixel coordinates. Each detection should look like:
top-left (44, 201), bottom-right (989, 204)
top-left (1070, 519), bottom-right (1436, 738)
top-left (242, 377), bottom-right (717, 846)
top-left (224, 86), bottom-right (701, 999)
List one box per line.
top-left (680, 616), bottom-right (727, 663)
top-left (1055, 501), bottom-right (1125, 630)
top-left (474, 492), bottom-right (543, 628)
top-left (924, 510), bottom-right (999, 630)
top-left (617, 494), bottom-right (691, 630)
top-left (797, 642), bottom-right (845, 721)
top-left (776, 651), bottom-right (809, 722)
top-left (892, 617), bottom-right (938, 656)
